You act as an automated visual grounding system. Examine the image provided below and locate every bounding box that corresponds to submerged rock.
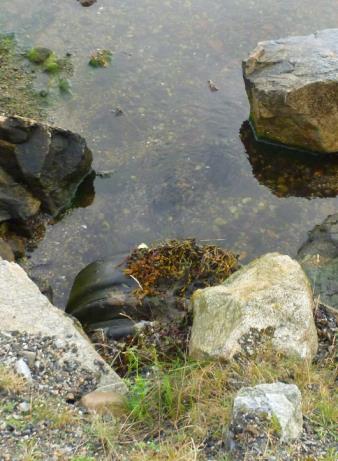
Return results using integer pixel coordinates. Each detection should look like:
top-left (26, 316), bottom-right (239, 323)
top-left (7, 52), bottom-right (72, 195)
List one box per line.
top-left (189, 253), bottom-right (318, 361)
top-left (231, 383), bottom-right (303, 443)
top-left (26, 47), bottom-right (52, 65)
top-left (298, 214), bottom-right (338, 310)
top-left (0, 115), bottom-right (92, 216)
top-left (243, 29), bottom-right (338, 153)
top-left (78, 0), bottom-right (97, 6)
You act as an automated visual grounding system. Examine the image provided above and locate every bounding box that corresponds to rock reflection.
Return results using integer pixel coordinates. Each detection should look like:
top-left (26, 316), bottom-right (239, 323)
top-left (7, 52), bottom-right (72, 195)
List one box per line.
top-left (241, 121), bottom-right (338, 198)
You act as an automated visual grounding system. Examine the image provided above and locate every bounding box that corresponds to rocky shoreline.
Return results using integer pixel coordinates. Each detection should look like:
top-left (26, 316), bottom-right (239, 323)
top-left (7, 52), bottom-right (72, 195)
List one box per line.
top-left (0, 235), bottom-right (337, 460)
top-left (0, 26), bottom-right (337, 461)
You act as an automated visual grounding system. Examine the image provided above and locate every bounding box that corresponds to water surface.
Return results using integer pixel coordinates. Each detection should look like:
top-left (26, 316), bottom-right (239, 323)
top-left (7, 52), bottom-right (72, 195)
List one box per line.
top-left (2, 0), bottom-right (338, 306)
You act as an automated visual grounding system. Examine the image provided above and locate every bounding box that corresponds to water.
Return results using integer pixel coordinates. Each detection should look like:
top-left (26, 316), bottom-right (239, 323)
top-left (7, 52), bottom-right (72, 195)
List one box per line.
top-left (1, 0), bottom-right (338, 307)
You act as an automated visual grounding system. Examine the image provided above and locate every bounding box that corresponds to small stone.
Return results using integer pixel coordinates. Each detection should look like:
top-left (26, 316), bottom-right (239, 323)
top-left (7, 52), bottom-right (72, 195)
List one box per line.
top-left (18, 402), bottom-right (30, 413)
top-left (54, 338), bottom-right (65, 349)
top-left (137, 243), bottom-right (149, 250)
top-left (14, 359), bottom-right (33, 383)
top-left (231, 382), bottom-right (303, 442)
top-left (78, 0), bottom-right (97, 6)
top-left (80, 390), bottom-right (127, 415)
top-left (208, 80), bottom-right (219, 92)
top-left (20, 351), bottom-right (36, 368)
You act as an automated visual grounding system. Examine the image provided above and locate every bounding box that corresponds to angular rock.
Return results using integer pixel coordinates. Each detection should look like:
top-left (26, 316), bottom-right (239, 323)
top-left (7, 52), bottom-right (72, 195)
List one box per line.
top-left (0, 260), bottom-right (126, 393)
top-left (0, 115), bottom-right (92, 215)
top-left (189, 253), bottom-right (318, 361)
top-left (298, 213), bottom-right (338, 310)
top-left (243, 29), bottom-right (338, 153)
top-left (232, 382), bottom-right (303, 442)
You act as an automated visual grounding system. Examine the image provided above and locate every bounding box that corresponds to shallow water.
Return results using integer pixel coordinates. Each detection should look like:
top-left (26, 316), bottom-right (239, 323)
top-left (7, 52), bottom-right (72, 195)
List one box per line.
top-left (2, 0), bottom-right (338, 306)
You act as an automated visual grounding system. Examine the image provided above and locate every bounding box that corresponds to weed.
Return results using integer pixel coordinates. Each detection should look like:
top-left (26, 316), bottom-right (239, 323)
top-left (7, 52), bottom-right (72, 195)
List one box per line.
top-left (31, 398), bottom-right (78, 429)
top-left (124, 239), bottom-right (239, 298)
top-left (0, 365), bottom-right (27, 394)
top-left (43, 53), bottom-right (61, 73)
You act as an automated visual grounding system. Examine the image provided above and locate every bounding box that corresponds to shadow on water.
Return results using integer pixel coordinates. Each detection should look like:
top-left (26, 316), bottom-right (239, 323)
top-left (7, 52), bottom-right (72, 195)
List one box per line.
top-left (241, 121), bottom-right (338, 199)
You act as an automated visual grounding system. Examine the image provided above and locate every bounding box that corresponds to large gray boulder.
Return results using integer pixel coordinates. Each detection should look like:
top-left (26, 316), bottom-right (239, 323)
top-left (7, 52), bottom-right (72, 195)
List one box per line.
top-left (298, 213), bottom-right (338, 310)
top-left (0, 115), bottom-right (92, 216)
top-left (231, 382), bottom-right (303, 442)
top-left (243, 29), bottom-right (338, 153)
top-left (0, 260), bottom-right (126, 393)
top-left (189, 253), bottom-right (318, 361)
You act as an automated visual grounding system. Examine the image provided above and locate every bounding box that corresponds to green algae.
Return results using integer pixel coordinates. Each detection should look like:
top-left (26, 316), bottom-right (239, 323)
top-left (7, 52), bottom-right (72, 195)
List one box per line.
top-left (0, 34), bottom-right (45, 120)
top-left (88, 49), bottom-right (112, 68)
top-left (26, 47), bottom-right (52, 64)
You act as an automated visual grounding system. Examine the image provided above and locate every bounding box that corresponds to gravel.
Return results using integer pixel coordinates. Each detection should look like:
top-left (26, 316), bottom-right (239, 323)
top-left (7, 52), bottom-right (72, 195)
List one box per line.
top-left (0, 331), bottom-right (103, 460)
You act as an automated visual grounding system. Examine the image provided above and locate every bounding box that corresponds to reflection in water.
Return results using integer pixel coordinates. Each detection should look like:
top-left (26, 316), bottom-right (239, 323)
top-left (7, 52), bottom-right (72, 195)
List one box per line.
top-left (241, 122), bottom-right (338, 199)
top-left (71, 171), bottom-right (96, 209)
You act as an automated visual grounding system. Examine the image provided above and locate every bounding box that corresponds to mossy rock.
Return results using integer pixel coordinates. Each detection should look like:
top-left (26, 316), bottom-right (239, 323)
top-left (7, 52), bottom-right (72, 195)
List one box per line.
top-left (26, 47), bottom-right (52, 64)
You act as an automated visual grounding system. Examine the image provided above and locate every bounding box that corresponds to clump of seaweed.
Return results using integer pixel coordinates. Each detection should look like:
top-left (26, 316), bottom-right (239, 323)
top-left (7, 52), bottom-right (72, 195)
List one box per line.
top-left (124, 239), bottom-right (239, 298)
top-left (89, 49), bottom-right (112, 68)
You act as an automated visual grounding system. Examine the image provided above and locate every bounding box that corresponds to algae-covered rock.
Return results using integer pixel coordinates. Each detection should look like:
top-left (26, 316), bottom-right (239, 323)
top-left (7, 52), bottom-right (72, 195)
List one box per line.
top-left (243, 29), bottom-right (338, 153)
top-left (297, 214), bottom-right (338, 310)
top-left (189, 253), bottom-right (318, 361)
top-left (27, 47), bottom-right (52, 64)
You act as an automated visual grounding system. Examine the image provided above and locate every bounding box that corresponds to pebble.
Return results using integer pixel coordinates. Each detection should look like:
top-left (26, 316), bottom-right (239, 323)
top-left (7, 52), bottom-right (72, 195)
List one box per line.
top-left (20, 350), bottom-right (36, 367)
top-left (14, 359), bottom-right (33, 383)
top-left (80, 390), bottom-right (127, 415)
top-left (18, 401), bottom-right (30, 413)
